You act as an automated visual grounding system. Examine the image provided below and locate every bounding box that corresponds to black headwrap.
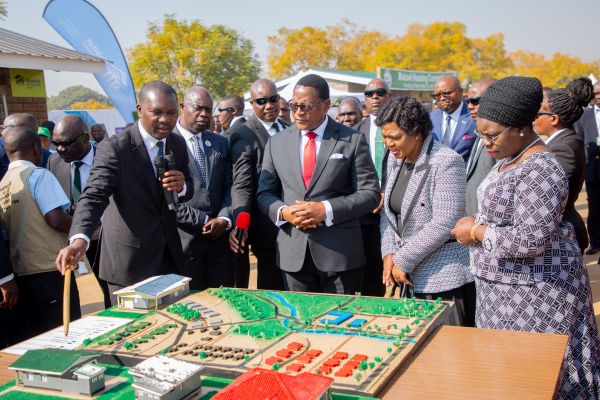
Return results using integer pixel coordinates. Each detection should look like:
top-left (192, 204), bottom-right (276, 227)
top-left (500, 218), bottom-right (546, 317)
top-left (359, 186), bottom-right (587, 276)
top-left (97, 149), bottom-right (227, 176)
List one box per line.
top-left (477, 76), bottom-right (543, 127)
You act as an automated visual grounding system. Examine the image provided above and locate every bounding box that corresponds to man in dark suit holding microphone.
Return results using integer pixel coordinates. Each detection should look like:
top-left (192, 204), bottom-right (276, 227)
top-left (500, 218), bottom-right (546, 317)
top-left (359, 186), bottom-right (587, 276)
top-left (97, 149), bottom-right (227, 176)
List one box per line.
top-left (56, 81), bottom-right (193, 304)
top-left (257, 74), bottom-right (380, 294)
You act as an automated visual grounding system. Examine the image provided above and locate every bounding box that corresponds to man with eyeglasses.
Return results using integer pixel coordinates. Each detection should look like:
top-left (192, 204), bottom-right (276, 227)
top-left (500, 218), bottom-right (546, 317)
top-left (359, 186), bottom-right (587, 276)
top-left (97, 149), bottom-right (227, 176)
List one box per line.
top-left (257, 74), bottom-right (380, 295)
top-left (218, 95), bottom-right (246, 139)
top-left (351, 78), bottom-right (391, 297)
top-left (575, 80), bottom-right (600, 255)
top-left (174, 86), bottom-right (234, 290)
top-left (47, 115), bottom-right (110, 308)
top-left (229, 79), bottom-right (289, 290)
top-left (464, 78), bottom-right (497, 216)
top-left (430, 75), bottom-right (476, 162)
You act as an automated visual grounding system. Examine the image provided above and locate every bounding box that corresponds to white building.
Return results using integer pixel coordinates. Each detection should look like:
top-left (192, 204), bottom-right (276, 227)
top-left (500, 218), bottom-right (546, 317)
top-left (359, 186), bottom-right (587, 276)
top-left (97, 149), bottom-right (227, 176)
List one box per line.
top-left (130, 355), bottom-right (203, 400)
top-left (114, 274), bottom-right (191, 311)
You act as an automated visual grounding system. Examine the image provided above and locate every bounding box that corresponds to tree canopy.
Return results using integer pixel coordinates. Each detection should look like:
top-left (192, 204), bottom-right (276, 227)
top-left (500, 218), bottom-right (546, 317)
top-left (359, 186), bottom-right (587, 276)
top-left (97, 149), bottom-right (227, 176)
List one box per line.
top-left (267, 20), bottom-right (599, 88)
top-left (0, 1), bottom-right (7, 21)
top-left (47, 85), bottom-right (113, 110)
top-left (128, 16), bottom-right (261, 100)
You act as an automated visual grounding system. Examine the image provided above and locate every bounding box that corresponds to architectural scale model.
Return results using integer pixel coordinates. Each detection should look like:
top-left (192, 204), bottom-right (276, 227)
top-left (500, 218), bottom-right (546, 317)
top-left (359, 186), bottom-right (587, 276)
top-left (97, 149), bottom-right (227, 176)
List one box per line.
top-left (1, 280), bottom-right (454, 399)
top-left (114, 274), bottom-right (191, 310)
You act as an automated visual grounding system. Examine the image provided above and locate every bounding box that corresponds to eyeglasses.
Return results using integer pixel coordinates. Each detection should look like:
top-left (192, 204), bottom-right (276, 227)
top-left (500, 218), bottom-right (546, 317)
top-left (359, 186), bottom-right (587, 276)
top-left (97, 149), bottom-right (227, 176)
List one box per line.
top-left (288, 100), bottom-right (322, 113)
top-left (466, 97), bottom-right (481, 106)
top-left (51, 134), bottom-right (84, 148)
top-left (475, 126), bottom-right (512, 144)
top-left (217, 107), bottom-right (236, 113)
top-left (250, 94), bottom-right (280, 106)
top-left (535, 112), bottom-right (554, 118)
top-left (431, 89), bottom-right (457, 99)
top-left (364, 88), bottom-right (389, 98)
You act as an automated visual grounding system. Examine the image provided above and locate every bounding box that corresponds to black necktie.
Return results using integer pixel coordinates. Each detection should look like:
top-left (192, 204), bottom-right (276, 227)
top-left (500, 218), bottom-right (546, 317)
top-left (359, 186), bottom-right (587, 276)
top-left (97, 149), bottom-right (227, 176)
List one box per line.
top-left (157, 141), bottom-right (164, 157)
top-left (272, 122), bottom-right (280, 133)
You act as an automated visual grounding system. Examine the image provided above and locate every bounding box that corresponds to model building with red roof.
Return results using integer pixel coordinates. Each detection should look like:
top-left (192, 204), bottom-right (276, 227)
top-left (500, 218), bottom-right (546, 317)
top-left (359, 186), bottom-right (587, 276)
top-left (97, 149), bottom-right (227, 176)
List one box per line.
top-left (212, 367), bottom-right (333, 400)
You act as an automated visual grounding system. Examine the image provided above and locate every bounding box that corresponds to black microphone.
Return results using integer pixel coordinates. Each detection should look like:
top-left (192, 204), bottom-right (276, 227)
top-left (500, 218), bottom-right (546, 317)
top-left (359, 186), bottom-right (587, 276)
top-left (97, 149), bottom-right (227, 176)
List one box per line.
top-left (154, 153), bottom-right (179, 211)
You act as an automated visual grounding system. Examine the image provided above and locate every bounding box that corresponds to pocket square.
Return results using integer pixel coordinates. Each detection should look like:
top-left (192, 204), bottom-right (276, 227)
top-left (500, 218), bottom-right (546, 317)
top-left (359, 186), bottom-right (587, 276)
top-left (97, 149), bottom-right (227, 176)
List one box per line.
top-left (462, 135), bottom-right (474, 140)
top-left (329, 153), bottom-right (345, 159)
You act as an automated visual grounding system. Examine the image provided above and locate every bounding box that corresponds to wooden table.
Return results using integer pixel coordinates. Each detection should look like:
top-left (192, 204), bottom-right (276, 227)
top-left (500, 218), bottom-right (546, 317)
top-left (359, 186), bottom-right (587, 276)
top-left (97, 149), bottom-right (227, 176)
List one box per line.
top-left (0, 326), bottom-right (568, 399)
top-left (379, 325), bottom-right (568, 400)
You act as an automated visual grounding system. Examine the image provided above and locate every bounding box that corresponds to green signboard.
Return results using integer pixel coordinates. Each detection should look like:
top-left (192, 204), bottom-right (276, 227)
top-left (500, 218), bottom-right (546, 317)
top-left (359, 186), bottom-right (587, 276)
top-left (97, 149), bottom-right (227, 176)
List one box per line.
top-left (9, 68), bottom-right (47, 97)
top-left (377, 68), bottom-right (457, 91)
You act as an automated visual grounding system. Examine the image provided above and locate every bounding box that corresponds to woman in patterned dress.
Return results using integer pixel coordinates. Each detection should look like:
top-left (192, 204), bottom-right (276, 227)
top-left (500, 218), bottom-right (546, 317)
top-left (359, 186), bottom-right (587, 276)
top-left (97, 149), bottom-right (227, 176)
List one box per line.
top-left (452, 76), bottom-right (600, 399)
top-left (378, 97), bottom-right (475, 326)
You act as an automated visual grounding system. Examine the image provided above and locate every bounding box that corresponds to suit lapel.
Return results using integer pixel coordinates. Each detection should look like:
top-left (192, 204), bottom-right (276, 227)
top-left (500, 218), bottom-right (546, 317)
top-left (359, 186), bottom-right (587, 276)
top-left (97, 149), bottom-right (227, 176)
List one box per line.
top-left (57, 159), bottom-right (72, 201)
top-left (288, 125), bottom-right (305, 190)
top-left (399, 136), bottom-right (434, 232)
top-left (130, 125), bottom-right (160, 202)
top-left (250, 115), bottom-right (270, 149)
top-left (466, 138), bottom-right (483, 177)
top-left (307, 119), bottom-right (339, 192)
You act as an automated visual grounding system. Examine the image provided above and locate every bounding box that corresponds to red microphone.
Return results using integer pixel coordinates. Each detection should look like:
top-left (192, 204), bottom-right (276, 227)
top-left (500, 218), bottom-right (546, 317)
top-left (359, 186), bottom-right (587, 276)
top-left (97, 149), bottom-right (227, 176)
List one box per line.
top-left (233, 212), bottom-right (251, 256)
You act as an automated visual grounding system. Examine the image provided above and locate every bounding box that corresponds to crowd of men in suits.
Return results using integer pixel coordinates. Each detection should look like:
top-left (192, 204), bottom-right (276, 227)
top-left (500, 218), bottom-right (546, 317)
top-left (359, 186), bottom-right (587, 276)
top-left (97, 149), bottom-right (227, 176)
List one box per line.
top-left (0, 72), bottom-right (598, 348)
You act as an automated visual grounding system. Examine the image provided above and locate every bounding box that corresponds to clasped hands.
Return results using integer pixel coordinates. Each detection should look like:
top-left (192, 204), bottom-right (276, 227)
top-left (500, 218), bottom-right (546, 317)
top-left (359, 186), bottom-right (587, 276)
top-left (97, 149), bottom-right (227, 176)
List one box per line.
top-left (382, 254), bottom-right (412, 288)
top-left (282, 200), bottom-right (326, 229)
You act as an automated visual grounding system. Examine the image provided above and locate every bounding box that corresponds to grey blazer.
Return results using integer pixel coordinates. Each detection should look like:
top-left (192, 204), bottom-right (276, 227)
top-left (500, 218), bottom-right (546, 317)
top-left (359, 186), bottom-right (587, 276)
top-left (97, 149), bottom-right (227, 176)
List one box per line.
top-left (174, 128), bottom-right (232, 256)
top-left (465, 137), bottom-right (496, 216)
top-left (257, 117), bottom-right (380, 273)
top-left (380, 135), bottom-right (472, 293)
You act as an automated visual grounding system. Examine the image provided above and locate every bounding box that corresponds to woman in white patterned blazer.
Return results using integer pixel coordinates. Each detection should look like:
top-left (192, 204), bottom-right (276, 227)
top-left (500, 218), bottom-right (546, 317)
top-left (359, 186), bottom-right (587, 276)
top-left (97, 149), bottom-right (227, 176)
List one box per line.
top-left (378, 97), bottom-right (475, 326)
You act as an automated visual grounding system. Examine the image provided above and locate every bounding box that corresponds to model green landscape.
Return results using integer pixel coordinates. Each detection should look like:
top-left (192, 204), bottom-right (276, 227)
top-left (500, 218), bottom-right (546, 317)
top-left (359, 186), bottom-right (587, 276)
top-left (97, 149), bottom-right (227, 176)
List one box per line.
top-left (1, 288), bottom-right (453, 399)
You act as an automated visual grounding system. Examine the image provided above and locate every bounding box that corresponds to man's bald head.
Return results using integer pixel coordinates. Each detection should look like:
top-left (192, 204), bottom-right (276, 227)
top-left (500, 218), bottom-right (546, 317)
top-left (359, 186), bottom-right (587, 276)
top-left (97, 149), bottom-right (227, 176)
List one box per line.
top-left (249, 78), bottom-right (280, 122)
top-left (433, 75), bottom-right (463, 113)
top-left (53, 115), bottom-right (90, 163)
top-left (2, 113), bottom-right (37, 135)
top-left (180, 86), bottom-right (213, 133)
top-left (467, 77), bottom-right (497, 120)
top-left (338, 97), bottom-right (362, 127)
top-left (3, 126), bottom-right (42, 165)
top-left (364, 78), bottom-right (391, 115)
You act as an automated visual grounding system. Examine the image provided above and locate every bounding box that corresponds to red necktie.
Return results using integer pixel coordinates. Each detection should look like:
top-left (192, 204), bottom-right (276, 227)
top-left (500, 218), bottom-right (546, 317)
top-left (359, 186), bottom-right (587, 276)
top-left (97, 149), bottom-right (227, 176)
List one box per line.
top-left (303, 131), bottom-right (317, 188)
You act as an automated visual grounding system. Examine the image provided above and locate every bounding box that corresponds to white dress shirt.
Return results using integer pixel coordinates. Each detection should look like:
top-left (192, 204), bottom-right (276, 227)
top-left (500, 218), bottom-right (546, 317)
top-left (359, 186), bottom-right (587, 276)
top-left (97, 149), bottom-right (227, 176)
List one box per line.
top-left (595, 105), bottom-right (600, 137)
top-left (71, 145), bottom-right (94, 189)
top-left (545, 128), bottom-right (567, 145)
top-left (368, 114), bottom-right (378, 162)
top-left (257, 116), bottom-right (281, 137)
top-left (276, 116), bottom-right (334, 227)
top-left (176, 121), bottom-right (231, 228)
top-left (441, 104), bottom-right (463, 143)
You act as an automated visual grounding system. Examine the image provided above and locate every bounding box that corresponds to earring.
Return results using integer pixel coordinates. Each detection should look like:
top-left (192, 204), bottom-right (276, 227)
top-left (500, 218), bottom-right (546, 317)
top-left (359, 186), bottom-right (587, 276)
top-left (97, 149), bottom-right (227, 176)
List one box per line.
top-left (519, 132), bottom-right (524, 137)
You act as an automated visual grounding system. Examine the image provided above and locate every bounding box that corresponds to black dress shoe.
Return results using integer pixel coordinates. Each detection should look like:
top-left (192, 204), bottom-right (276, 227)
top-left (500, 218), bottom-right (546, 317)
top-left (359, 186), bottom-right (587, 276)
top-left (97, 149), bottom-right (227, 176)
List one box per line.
top-left (585, 246), bottom-right (600, 255)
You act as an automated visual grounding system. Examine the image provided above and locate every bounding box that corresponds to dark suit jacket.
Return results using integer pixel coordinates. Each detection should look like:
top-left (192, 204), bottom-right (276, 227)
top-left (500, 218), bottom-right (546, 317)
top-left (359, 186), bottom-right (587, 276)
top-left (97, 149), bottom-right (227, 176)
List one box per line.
top-left (174, 128), bottom-right (232, 257)
top-left (574, 107), bottom-right (600, 182)
top-left (548, 128), bottom-right (588, 250)
top-left (257, 117), bottom-right (380, 273)
top-left (222, 116), bottom-right (247, 141)
top-left (353, 116), bottom-right (387, 225)
top-left (69, 123), bottom-right (193, 286)
top-left (0, 235), bottom-right (11, 280)
top-left (430, 102), bottom-right (476, 161)
top-left (465, 138), bottom-right (496, 216)
top-left (47, 145), bottom-right (96, 202)
top-left (229, 115), bottom-right (289, 248)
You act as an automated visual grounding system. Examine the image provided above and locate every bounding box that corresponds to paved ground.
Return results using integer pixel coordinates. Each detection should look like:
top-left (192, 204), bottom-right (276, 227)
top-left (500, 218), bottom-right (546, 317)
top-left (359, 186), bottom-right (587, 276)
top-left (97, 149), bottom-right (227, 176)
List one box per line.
top-left (75, 189), bottom-right (600, 327)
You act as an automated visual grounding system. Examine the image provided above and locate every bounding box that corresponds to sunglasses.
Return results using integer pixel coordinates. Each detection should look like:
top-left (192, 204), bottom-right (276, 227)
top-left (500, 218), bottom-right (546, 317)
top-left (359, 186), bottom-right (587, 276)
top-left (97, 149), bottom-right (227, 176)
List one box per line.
top-left (288, 100), bottom-right (322, 113)
top-left (431, 89), bottom-right (458, 99)
top-left (218, 107), bottom-right (236, 113)
top-left (250, 94), bottom-right (280, 106)
top-left (364, 88), bottom-right (389, 98)
top-left (466, 97), bottom-right (481, 106)
top-left (51, 134), bottom-right (84, 148)
top-left (475, 126), bottom-right (512, 144)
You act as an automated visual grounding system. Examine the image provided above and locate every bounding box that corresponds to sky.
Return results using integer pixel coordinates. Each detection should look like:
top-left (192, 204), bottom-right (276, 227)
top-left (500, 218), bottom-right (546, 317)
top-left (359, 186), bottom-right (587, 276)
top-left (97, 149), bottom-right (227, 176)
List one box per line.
top-left (1, 0), bottom-right (596, 96)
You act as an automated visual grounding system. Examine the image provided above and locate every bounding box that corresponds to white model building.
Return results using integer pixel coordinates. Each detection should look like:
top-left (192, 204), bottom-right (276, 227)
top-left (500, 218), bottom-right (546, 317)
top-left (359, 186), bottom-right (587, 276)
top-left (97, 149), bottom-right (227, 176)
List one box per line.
top-left (129, 355), bottom-right (203, 400)
top-left (114, 274), bottom-right (191, 310)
